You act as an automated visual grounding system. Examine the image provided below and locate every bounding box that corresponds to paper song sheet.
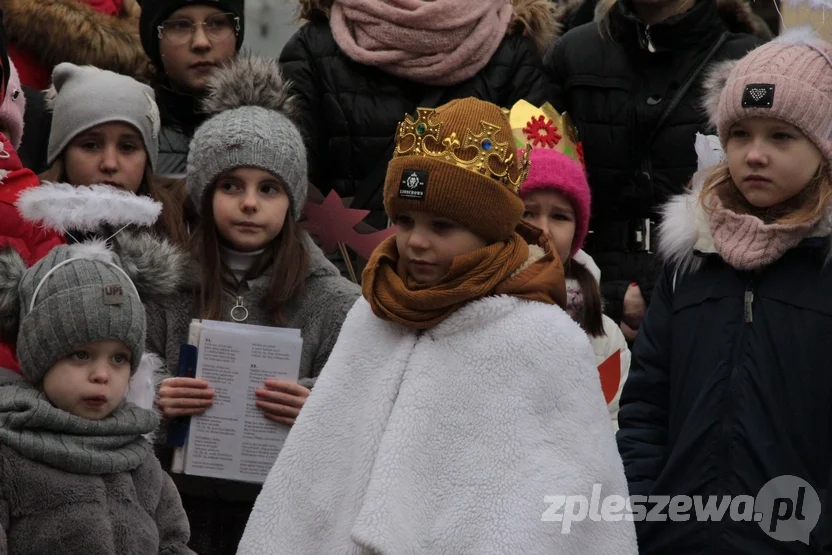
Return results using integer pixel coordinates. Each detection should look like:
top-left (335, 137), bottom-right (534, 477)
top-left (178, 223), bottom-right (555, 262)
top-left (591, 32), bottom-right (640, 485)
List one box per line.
top-left (184, 320), bottom-right (302, 483)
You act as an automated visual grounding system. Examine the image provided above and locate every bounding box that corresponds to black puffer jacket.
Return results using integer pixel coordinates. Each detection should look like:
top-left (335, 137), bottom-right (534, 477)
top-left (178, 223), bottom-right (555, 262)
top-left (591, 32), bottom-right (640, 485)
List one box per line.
top-left (154, 83), bottom-right (209, 179)
top-left (618, 192), bottom-right (832, 554)
top-left (280, 0), bottom-right (556, 229)
top-left (546, 0), bottom-right (764, 322)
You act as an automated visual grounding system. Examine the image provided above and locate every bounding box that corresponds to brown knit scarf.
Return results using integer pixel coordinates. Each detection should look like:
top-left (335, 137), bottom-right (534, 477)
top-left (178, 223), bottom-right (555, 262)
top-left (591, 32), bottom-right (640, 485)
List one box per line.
top-left (362, 222), bottom-right (566, 330)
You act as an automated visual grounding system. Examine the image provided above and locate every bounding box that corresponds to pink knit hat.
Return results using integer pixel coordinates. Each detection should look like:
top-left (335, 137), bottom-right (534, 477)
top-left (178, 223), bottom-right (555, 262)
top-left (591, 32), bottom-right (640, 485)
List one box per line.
top-left (0, 60), bottom-right (25, 149)
top-left (707, 30), bottom-right (832, 176)
top-left (519, 148), bottom-right (591, 257)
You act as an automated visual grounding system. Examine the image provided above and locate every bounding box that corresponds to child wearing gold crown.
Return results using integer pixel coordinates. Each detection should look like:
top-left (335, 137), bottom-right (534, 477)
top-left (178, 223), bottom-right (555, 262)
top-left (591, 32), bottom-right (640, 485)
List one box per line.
top-left (238, 98), bottom-right (638, 555)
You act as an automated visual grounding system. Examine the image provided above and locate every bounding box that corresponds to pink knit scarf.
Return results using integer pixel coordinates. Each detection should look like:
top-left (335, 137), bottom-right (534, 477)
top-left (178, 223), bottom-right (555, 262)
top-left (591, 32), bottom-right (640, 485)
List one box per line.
top-left (708, 196), bottom-right (822, 271)
top-left (329, 0), bottom-right (514, 87)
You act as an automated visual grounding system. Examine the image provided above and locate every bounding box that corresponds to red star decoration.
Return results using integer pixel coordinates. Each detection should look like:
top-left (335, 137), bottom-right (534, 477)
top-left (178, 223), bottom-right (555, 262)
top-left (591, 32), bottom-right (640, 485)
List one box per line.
top-left (523, 116), bottom-right (562, 148)
top-left (302, 191), bottom-right (396, 261)
top-left (576, 142), bottom-right (586, 169)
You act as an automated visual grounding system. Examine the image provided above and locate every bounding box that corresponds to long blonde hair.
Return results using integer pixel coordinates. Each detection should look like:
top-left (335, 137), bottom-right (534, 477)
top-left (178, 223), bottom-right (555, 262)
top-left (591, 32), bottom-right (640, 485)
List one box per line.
top-left (698, 161), bottom-right (832, 226)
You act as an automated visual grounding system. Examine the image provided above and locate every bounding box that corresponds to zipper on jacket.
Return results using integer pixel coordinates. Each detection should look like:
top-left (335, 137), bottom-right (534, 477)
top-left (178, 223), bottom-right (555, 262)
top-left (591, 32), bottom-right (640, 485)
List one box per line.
top-left (644, 25), bottom-right (657, 52)
top-left (230, 295), bottom-right (249, 322)
top-left (719, 278), bottom-right (754, 499)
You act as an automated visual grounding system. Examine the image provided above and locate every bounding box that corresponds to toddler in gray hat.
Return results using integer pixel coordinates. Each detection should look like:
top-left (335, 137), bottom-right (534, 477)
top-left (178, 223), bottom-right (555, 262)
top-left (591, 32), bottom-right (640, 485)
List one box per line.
top-left (0, 213), bottom-right (193, 554)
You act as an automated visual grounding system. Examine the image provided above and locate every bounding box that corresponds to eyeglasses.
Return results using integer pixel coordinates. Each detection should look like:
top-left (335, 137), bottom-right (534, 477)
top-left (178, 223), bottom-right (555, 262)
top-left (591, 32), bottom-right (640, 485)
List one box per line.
top-left (158, 13), bottom-right (240, 46)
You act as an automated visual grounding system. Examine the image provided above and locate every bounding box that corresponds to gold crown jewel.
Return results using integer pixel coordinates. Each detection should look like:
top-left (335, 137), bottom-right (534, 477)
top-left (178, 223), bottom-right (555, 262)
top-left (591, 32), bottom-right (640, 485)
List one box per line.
top-left (395, 108), bottom-right (530, 192)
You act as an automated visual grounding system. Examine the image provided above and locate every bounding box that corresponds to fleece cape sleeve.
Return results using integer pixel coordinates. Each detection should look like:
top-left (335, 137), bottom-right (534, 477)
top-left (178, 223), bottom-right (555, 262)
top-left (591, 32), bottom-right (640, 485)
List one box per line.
top-left (616, 262), bottom-right (672, 497)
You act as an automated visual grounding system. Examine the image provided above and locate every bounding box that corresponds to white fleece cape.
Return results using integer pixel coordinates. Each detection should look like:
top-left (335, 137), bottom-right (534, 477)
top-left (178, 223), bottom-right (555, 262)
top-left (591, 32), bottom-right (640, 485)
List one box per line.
top-left (238, 296), bottom-right (638, 555)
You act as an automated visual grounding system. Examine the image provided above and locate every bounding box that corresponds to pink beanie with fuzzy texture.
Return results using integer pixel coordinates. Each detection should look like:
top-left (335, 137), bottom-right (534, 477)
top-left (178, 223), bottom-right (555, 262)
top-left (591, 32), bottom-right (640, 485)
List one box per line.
top-left (520, 148), bottom-right (591, 257)
top-left (713, 32), bottom-right (832, 177)
top-left (0, 60), bottom-right (25, 149)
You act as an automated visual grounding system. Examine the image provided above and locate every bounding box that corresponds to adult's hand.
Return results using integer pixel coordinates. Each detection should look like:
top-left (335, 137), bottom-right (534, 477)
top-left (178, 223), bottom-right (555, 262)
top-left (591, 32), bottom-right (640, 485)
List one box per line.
top-left (622, 282), bottom-right (647, 331)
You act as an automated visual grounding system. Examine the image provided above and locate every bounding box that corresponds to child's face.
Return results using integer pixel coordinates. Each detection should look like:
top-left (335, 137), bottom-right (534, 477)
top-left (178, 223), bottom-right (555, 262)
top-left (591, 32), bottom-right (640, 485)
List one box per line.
top-left (521, 190), bottom-right (576, 263)
top-left (212, 166), bottom-right (290, 252)
top-left (394, 211), bottom-right (488, 286)
top-left (64, 122), bottom-right (147, 193)
top-left (158, 5), bottom-right (238, 93)
top-left (726, 117), bottom-right (823, 209)
top-left (43, 340), bottom-right (132, 420)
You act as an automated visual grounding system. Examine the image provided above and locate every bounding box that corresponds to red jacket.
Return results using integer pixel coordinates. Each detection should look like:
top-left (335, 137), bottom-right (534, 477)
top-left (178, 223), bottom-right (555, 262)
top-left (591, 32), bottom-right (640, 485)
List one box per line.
top-left (0, 134), bottom-right (65, 373)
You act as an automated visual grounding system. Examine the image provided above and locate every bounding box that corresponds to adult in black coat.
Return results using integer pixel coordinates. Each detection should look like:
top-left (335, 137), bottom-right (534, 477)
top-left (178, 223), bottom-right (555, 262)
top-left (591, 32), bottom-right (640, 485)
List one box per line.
top-left (545, 0), bottom-right (767, 336)
top-left (281, 0), bottom-right (558, 231)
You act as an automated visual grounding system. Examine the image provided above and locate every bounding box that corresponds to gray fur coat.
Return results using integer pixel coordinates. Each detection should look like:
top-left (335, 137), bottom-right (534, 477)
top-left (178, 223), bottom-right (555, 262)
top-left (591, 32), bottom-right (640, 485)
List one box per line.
top-left (0, 384), bottom-right (193, 555)
top-left (0, 444), bottom-right (193, 555)
top-left (145, 233), bottom-right (360, 390)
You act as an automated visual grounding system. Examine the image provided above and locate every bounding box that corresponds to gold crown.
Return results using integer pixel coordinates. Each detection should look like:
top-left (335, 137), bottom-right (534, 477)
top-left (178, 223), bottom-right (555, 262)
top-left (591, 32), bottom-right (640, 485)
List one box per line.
top-left (504, 100), bottom-right (584, 168)
top-left (393, 107), bottom-right (531, 193)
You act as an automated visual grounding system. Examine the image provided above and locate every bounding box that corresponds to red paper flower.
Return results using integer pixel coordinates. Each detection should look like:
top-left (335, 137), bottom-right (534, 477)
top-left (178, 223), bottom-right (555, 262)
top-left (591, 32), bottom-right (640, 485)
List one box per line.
top-left (523, 116), bottom-right (562, 148)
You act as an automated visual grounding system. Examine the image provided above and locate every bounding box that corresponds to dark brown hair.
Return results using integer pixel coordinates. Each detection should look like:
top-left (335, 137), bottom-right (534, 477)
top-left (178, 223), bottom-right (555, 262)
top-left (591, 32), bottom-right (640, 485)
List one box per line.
top-left (193, 180), bottom-right (310, 325)
top-left (40, 159), bottom-right (190, 246)
top-left (565, 258), bottom-right (606, 337)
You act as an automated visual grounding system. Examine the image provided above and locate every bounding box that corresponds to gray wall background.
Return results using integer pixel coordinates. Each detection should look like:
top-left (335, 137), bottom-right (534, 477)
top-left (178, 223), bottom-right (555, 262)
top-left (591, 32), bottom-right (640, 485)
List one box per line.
top-left (243, 0), bottom-right (302, 58)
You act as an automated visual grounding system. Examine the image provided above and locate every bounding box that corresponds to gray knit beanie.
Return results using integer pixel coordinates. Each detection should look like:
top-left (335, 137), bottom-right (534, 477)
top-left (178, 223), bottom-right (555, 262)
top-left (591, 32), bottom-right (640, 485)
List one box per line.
top-left (47, 63), bottom-right (161, 169)
top-left (186, 54), bottom-right (307, 220)
top-left (14, 244), bottom-right (146, 385)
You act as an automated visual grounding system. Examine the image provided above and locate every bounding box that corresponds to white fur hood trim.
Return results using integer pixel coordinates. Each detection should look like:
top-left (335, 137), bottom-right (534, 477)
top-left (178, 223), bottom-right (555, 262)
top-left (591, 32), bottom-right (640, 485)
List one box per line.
top-left (657, 173), bottom-right (716, 275)
top-left (238, 296), bottom-right (637, 555)
top-left (16, 182), bottom-right (161, 233)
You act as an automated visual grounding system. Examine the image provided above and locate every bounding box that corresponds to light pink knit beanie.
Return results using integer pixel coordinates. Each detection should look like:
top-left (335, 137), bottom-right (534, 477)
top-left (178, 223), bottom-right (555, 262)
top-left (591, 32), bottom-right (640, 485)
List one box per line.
top-left (0, 60), bottom-right (25, 149)
top-left (707, 30), bottom-right (832, 176)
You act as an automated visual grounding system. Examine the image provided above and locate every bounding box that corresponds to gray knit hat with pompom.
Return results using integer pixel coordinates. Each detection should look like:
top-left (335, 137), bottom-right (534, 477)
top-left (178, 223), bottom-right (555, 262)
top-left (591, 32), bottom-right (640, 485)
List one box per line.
top-left (186, 53), bottom-right (307, 220)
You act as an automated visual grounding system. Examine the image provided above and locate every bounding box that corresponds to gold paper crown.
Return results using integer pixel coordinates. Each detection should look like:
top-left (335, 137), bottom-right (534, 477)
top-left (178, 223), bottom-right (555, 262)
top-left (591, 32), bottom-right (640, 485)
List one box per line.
top-left (504, 100), bottom-right (584, 168)
top-left (393, 107), bottom-right (531, 192)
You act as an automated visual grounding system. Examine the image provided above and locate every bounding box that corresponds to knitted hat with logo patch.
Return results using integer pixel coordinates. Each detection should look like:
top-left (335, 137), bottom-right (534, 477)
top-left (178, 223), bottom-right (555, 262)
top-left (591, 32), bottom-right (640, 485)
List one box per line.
top-left (707, 29), bottom-right (832, 176)
top-left (383, 97), bottom-right (530, 243)
top-left (7, 244), bottom-right (146, 385)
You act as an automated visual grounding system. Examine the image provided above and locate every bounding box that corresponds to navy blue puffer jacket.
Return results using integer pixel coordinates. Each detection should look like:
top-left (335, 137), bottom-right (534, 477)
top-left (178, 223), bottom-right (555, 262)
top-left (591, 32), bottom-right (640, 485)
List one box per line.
top-left (618, 192), bottom-right (832, 554)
